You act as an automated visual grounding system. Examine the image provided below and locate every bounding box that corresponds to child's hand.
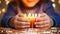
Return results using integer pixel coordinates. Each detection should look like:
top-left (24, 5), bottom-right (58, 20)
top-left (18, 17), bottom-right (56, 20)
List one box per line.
top-left (34, 13), bottom-right (54, 29)
top-left (9, 14), bottom-right (30, 29)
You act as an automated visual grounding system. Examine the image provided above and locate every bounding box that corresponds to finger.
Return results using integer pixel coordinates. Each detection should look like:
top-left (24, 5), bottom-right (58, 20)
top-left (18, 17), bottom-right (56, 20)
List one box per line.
top-left (40, 13), bottom-right (48, 16)
top-left (35, 24), bottom-right (49, 28)
top-left (36, 17), bottom-right (47, 21)
top-left (40, 13), bottom-right (50, 19)
top-left (36, 15), bottom-right (50, 22)
top-left (44, 21), bottom-right (53, 28)
top-left (15, 15), bottom-right (29, 22)
top-left (35, 20), bottom-right (50, 28)
top-left (20, 22), bottom-right (30, 25)
top-left (35, 22), bottom-right (51, 28)
top-left (15, 20), bottom-right (30, 25)
top-left (15, 25), bottom-right (30, 29)
top-left (42, 23), bottom-right (51, 28)
top-left (38, 13), bottom-right (48, 18)
top-left (37, 13), bottom-right (53, 27)
top-left (35, 14), bottom-right (49, 21)
top-left (34, 19), bottom-right (50, 24)
top-left (14, 21), bottom-right (30, 28)
top-left (34, 22), bottom-right (45, 25)
top-left (40, 13), bottom-right (46, 17)
top-left (42, 13), bottom-right (51, 20)
top-left (15, 24), bottom-right (30, 28)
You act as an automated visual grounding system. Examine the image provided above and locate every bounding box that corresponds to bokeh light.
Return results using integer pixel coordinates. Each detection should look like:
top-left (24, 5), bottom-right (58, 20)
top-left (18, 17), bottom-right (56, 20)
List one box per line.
top-left (52, 3), bottom-right (56, 8)
top-left (0, 10), bottom-right (1, 14)
top-left (2, 8), bottom-right (6, 13)
top-left (51, 0), bottom-right (55, 2)
top-left (58, 0), bottom-right (60, 4)
top-left (5, 0), bottom-right (10, 5)
top-left (0, 0), bottom-right (1, 4)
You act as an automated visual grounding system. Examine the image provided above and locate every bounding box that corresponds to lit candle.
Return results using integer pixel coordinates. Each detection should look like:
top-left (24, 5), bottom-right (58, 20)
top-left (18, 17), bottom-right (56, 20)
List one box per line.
top-left (24, 13), bottom-right (35, 28)
top-left (28, 13), bottom-right (31, 17)
top-left (23, 13), bottom-right (40, 28)
top-left (24, 13), bottom-right (29, 21)
top-left (35, 13), bottom-right (37, 17)
top-left (24, 13), bottom-right (35, 22)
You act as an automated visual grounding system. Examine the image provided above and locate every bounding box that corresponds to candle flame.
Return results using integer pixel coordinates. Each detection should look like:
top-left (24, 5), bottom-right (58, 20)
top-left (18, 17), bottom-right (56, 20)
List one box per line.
top-left (35, 13), bottom-right (37, 17)
top-left (38, 14), bottom-right (40, 17)
top-left (23, 13), bottom-right (40, 28)
top-left (24, 13), bottom-right (40, 17)
top-left (28, 13), bottom-right (31, 17)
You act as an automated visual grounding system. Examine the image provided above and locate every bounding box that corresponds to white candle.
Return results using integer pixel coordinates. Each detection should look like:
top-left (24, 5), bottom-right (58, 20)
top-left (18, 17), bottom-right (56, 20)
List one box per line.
top-left (38, 14), bottom-right (40, 17)
top-left (35, 13), bottom-right (37, 17)
top-left (28, 13), bottom-right (31, 17)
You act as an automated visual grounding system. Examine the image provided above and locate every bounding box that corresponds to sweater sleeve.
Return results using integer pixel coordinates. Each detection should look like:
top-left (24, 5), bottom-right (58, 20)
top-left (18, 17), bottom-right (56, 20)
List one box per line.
top-left (1, 2), bottom-right (17, 27)
top-left (43, 1), bottom-right (60, 27)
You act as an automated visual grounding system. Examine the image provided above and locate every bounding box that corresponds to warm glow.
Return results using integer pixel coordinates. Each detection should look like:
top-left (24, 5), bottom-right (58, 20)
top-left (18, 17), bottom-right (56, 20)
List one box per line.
top-left (28, 13), bottom-right (31, 17)
top-left (24, 13), bottom-right (35, 28)
top-left (5, 0), bottom-right (8, 1)
top-left (6, 1), bottom-right (10, 5)
top-left (0, 10), bottom-right (1, 14)
top-left (5, 0), bottom-right (10, 5)
top-left (35, 13), bottom-right (37, 17)
top-left (52, 3), bottom-right (56, 8)
top-left (51, 0), bottom-right (55, 2)
top-left (38, 14), bottom-right (40, 17)
top-left (23, 13), bottom-right (41, 28)
top-left (24, 13), bottom-right (35, 22)
top-left (24, 13), bottom-right (40, 18)
top-left (0, 1), bottom-right (1, 4)
top-left (24, 13), bottom-right (40, 22)
top-left (58, 0), bottom-right (60, 4)
top-left (2, 8), bottom-right (6, 13)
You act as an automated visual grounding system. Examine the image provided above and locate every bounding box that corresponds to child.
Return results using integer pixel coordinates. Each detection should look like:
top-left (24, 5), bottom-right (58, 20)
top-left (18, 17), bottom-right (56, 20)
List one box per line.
top-left (1, 0), bottom-right (60, 29)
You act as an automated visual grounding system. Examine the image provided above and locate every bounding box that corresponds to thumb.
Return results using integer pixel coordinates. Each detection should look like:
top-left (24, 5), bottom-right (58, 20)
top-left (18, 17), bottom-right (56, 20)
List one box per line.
top-left (17, 12), bottom-right (24, 17)
top-left (17, 6), bottom-right (24, 17)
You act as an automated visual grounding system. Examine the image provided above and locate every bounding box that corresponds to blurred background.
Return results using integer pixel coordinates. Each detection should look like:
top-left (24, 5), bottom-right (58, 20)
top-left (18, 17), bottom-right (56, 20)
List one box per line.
top-left (0, 0), bottom-right (60, 26)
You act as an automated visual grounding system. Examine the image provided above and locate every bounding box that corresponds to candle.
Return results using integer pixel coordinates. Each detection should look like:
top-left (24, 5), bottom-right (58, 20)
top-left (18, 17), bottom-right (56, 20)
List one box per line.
top-left (24, 13), bottom-right (35, 22)
top-left (23, 13), bottom-right (34, 28)
top-left (23, 13), bottom-right (40, 28)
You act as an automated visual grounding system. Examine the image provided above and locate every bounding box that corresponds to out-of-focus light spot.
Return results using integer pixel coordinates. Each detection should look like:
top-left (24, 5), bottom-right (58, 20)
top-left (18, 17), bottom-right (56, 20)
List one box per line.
top-left (5, 0), bottom-right (9, 1)
top-left (5, 0), bottom-right (10, 5)
top-left (6, 1), bottom-right (10, 5)
top-left (58, 0), bottom-right (60, 4)
top-left (2, 8), bottom-right (6, 13)
top-left (51, 0), bottom-right (55, 2)
top-left (0, 1), bottom-right (1, 4)
top-left (52, 3), bottom-right (56, 8)
top-left (0, 10), bottom-right (1, 14)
